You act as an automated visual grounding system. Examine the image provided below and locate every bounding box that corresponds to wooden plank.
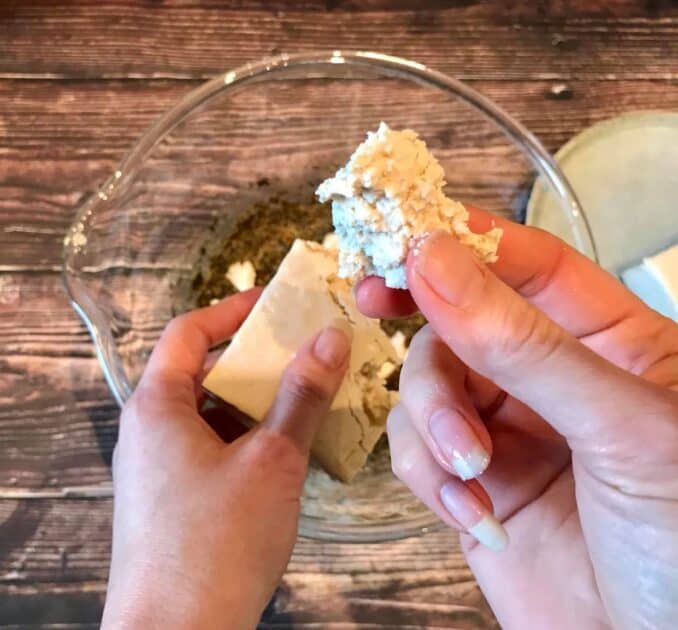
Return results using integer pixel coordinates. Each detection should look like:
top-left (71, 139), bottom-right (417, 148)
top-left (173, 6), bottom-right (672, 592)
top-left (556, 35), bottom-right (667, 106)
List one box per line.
top-left (3, 78), bottom-right (678, 270)
top-left (0, 500), bottom-right (112, 584)
top-left (0, 274), bottom-right (94, 358)
top-left (0, 583), bottom-right (104, 628)
top-left (0, 0), bottom-right (660, 13)
top-left (0, 2), bottom-right (676, 80)
top-left (0, 498), bottom-right (495, 627)
top-left (6, 77), bottom-right (678, 165)
top-left (0, 272), bottom-right (117, 490)
top-left (0, 357), bottom-right (117, 490)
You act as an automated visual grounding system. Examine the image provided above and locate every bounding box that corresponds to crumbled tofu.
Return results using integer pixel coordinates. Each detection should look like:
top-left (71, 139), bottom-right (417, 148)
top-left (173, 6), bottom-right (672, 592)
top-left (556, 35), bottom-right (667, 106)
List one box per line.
top-left (390, 330), bottom-right (408, 362)
top-left (225, 260), bottom-right (257, 292)
top-left (316, 122), bottom-right (502, 289)
top-left (202, 240), bottom-right (399, 482)
top-left (377, 360), bottom-right (397, 380)
top-left (321, 232), bottom-right (340, 250)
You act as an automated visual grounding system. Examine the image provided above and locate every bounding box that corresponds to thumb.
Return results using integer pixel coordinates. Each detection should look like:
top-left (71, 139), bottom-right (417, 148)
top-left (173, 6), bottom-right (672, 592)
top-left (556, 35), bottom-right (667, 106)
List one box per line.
top-left (261, 326), bottom-right (351, 456)
top-left (407, 231), bottom-right (661, 449)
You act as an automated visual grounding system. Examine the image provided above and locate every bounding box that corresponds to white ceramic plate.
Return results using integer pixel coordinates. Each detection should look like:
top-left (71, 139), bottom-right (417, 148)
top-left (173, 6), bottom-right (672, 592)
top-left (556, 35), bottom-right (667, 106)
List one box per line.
top-left (527, 111), bottom-right (678, 274)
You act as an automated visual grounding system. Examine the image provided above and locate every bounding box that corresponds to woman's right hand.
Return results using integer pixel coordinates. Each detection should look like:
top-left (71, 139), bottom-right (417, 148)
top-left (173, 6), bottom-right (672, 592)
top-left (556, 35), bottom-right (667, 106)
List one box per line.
top-left (357, 208), bottom-right (678, 630)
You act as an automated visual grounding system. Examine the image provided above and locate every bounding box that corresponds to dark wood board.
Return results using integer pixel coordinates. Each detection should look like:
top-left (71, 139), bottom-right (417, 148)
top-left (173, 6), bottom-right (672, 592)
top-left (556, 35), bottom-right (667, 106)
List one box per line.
top-left (1, 0), bottom-right (676, 627)
top-left (0, 1), bottom-right (677, 80)
top-left (0, 500), bottom-right (496, 627)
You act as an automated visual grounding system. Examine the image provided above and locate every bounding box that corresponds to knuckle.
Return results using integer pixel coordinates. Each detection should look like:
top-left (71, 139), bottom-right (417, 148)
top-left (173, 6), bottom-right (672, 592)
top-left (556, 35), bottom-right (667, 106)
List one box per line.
top-left (516, 230), bottom-right (567, 299)
top-left (390, 444), bottom-right (419, 482)
top-left (282, 370), bottom-right (329, 410)
top-left (626, 316), bottom-right (678, 377)
top-left (122, 384), bottom-right (151, 421)
top-left (122, 381), bottom-right (180, 430)
top-left (164, 314), bottom-right (184, 334)
top-left (163, 313), bottom-right (191, 338)
top-left (488, 301), bottom-right (564, 371)
top-left (401, 366), bottom-right (435, 400)
top-left (408, 323), bottom-right (436, 351)
top-left (403, 326), bottom-right (452, 378)
top-left (125, 383), bottom-right (160, 419)
top-left (456, 259), bottom-right (492, 309)
top-left (386, 405), bottom-right (417, 482)
top-left (400, 364), bottom-right (449, 417)
top-left (246, 429), bottom-right (306, 478)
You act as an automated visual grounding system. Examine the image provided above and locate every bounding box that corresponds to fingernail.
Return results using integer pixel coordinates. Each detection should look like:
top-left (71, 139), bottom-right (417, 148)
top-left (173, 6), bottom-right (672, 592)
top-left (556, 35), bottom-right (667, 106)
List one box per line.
top-left (413, 231), bottom-right (484, 306)
top-left (429, 409), bottom-right (490, 480)
top-left (440, 481), bottom-right (509, 552)
top-left (313, 326), bottom-right (351, 369)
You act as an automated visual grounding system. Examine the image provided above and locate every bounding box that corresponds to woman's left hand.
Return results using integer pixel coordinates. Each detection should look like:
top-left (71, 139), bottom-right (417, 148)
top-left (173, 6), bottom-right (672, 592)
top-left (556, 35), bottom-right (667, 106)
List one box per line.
top-left (101, 288), bottom-right (351, 630)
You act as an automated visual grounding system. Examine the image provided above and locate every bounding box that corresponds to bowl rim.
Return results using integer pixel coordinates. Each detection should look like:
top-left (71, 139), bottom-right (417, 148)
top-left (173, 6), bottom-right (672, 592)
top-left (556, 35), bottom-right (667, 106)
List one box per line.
top-left (298, 512), bottom-right (446, 542)
top-left (62, 49), bottom-right (596, 542)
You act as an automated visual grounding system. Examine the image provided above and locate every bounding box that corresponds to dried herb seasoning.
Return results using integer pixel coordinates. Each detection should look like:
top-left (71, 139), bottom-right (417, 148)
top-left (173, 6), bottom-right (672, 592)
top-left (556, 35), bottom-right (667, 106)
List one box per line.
top-left (193, 195), bottom-right (332, 306)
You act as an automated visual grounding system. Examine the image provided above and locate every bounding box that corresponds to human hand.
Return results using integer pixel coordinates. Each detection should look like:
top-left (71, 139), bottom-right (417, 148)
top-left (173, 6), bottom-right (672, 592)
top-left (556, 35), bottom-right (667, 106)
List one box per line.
top-left (101, 289), bottom-right (351, 630)
top-left (356, 208), bottom-right (678, 630)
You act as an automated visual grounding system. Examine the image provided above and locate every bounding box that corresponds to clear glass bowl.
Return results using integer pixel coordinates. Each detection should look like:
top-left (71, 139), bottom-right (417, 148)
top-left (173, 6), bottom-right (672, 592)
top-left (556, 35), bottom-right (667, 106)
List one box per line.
top-left (63, 51), bottom-right (594, 542)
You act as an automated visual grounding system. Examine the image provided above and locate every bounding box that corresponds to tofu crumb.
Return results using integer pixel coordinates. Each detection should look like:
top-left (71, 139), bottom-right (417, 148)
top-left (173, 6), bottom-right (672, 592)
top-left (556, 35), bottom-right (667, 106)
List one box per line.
top-left (377, 360), bottom-right (397, 380)
top-left (390, 330), bottom-right (408, 361)
top-left (225, 260), bottom-right (256, 292)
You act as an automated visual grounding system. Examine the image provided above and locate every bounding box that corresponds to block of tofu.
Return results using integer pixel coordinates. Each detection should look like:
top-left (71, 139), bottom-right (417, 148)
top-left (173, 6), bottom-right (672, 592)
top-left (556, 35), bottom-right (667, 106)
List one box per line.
top-left (202, 239), bottom-right (398, 481)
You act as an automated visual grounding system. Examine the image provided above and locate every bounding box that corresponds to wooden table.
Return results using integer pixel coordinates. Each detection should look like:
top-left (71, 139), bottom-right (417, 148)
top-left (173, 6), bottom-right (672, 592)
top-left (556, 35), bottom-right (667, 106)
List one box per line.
top-left (1, 1), bottom-right (677, 627)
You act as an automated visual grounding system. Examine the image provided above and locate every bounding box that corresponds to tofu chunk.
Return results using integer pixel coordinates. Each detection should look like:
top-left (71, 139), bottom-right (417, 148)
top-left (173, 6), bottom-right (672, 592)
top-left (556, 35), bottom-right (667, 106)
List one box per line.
top-left (202, 239), bottom-right (398, 481)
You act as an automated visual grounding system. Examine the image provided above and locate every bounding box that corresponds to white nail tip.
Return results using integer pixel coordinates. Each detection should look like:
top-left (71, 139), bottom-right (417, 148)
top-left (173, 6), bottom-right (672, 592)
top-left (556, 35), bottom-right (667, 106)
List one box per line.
top-left (451, 446), bottom-right (490, 480)
top-left (468, 515), bottom-right (509, 552)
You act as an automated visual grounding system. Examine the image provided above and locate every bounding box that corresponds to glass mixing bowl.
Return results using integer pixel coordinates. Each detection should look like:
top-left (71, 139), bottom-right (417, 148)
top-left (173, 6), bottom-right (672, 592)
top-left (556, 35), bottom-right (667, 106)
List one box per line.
top-left (63, 51), bottom-right (595, 542)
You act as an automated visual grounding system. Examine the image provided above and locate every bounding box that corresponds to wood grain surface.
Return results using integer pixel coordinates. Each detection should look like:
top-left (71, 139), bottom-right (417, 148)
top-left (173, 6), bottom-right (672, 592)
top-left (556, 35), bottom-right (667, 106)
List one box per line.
top-left (1, 1), bottom-right (676, 627)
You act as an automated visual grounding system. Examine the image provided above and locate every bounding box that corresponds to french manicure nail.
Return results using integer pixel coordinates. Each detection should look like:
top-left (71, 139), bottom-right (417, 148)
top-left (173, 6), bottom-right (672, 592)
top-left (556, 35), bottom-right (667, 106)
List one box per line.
top-left (313, 326), bottom-right (351, 369)
top-left (440, 481), bottom-right (509, 552)
top-left (429, 409), bottom-right (490, 480)
top-left (413, 231), bottom-right (483, 306)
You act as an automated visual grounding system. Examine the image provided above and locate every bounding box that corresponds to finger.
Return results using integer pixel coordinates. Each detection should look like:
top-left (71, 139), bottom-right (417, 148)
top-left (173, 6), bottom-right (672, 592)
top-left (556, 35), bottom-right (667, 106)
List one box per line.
top-left (356, 205), bottom-right (642, 334)
top-left (143, 288), bottom-right (262, 384)
top-left (261, 326), bottom-right (351, 455)
top-left (476, 205), bottom-right (678, 375)
top-left (355, 276), bottom-right (418, 319)
top-left (355, 206), bottom-right (676, 374)
top-left (387, 404), bottom-right (508, 551)
top-left (400, 325), bottom-right (493, 480)
top-left (407, 230), bottom-right (660, 448)
top-left (464, 205), bottom-right (651, 338)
